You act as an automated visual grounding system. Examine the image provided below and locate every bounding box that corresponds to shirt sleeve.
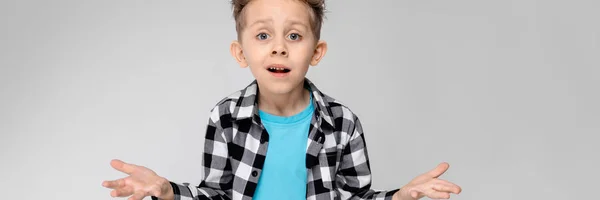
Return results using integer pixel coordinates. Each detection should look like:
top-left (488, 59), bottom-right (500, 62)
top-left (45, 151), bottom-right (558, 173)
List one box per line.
top-left (335, 117), bottom-right (400, 200)
top-left (153, 112), bottom-right (233, 200)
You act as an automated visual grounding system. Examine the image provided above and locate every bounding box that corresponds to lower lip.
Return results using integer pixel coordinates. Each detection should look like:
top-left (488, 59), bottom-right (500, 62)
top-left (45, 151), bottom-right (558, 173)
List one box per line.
top-left (269, 71), bottom-right (290, 78)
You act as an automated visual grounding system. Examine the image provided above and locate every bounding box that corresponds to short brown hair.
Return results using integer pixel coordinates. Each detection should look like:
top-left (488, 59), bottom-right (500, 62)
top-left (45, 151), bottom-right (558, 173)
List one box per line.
top-left (231, 0), bottom-right (326, 40)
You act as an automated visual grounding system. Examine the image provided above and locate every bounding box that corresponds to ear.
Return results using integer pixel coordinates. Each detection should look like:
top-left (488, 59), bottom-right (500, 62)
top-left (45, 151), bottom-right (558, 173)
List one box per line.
top-left (230, 40), bottom-right (248, 68)
top-left (310, 40), bottom-right (328, 66)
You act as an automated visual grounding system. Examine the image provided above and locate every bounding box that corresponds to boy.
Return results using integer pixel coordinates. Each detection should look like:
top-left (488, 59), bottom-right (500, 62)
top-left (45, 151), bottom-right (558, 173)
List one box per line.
top-left (102, 0), bottom-right (462, 199)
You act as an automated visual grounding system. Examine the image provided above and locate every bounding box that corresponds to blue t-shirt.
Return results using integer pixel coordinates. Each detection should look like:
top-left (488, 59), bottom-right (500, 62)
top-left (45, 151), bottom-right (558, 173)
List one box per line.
top-left (254, 94), bottom-right (314, 200)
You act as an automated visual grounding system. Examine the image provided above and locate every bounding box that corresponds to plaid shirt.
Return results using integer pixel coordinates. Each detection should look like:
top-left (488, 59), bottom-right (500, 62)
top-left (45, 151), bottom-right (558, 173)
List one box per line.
top-left (158, 79), bottom-right (399, 200)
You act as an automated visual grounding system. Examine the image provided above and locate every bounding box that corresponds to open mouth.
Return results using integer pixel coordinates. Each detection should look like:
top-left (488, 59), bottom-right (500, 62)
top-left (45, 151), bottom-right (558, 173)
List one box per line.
top-left (267, 66), bottom-right (291, 73)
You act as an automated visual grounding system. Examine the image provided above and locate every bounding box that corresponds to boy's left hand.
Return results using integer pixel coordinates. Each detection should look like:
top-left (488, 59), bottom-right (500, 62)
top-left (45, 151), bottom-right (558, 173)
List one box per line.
top-left (393, 162), bottom-right (462, 200)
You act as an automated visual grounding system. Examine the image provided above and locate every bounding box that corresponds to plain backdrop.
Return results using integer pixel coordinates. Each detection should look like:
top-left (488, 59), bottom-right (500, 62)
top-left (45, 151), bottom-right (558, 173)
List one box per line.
top-left (1, 0), bottom-right (598, 199)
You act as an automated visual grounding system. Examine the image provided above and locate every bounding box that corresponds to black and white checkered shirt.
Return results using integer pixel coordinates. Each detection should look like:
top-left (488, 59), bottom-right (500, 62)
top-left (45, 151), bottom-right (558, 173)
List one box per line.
top-left (159, 79), bottom-right (398, 200)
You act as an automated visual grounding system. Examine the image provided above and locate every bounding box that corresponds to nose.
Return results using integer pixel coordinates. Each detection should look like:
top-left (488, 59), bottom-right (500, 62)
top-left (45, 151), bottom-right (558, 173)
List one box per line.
top-left (271, 41), bottom-right (288, 56)
top-left (271, 50), bottom-right (287, 56)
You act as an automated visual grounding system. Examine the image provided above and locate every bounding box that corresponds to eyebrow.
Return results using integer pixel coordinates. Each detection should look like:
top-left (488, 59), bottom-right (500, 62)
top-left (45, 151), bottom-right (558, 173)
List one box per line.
top-left (249, 19), bottom-right (273, 27)
top-left (248, 18), bottom-right (309, 30)
top-left (287, 19), bottom-right (309, 30)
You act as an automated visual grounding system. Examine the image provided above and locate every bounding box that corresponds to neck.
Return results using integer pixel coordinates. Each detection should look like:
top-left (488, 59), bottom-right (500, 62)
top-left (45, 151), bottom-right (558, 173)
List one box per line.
top-left (258, 81), bottom-right (311, 117)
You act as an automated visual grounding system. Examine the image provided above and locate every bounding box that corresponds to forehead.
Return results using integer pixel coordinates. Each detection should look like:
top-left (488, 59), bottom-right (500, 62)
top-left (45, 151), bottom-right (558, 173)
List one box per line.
top-left (243, 0), bottom-right (312, 27)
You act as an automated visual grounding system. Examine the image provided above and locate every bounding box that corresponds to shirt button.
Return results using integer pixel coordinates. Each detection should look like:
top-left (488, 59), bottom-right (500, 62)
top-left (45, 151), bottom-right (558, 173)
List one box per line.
top-left (251, 170), bottom-right (258, 177)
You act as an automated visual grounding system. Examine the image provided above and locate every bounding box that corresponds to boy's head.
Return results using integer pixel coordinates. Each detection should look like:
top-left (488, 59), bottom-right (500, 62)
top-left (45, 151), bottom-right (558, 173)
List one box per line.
top-left (229, 0), bottom-right (328, 96)
top-left (232, 0), bottom-right (325, 41)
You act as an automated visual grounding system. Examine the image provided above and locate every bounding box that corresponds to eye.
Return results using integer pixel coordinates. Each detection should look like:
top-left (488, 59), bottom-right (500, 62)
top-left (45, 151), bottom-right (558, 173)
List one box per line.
top-left (257, 33), bottom-right (270, 40)
top-left (288, 33), bottom-right (302, 41)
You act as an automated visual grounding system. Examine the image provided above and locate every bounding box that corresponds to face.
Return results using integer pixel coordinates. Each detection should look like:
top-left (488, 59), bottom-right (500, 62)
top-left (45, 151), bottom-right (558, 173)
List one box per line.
top-left (230, 0), bottom-right (327, 95)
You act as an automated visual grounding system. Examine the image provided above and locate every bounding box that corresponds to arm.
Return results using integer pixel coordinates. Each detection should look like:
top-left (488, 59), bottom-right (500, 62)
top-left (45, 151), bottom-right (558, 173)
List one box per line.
top-left (158, 113), bottom-right (233, 200)
top-left (103, 110), bottom-right (233, 200)
top-left (336, 117), bottom-right (399, 200)
top-left (334, 117), bottom-right (462, 200)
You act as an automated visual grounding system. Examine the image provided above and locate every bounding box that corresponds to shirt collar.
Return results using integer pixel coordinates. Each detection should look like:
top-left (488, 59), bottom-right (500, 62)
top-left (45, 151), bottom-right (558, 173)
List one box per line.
top-left (231, 78), bottom-right (334, 128)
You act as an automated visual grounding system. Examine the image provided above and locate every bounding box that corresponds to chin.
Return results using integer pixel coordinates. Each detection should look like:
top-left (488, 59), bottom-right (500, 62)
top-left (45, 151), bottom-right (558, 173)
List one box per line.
top-left (262, 84), bottom-right (295, 95)
top-left (255, 76), bottom-right (305, 95)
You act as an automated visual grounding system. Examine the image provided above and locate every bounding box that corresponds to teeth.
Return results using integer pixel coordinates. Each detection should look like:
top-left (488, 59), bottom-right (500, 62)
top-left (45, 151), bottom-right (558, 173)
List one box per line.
top-left (269, 67), bottom-right (286, 70)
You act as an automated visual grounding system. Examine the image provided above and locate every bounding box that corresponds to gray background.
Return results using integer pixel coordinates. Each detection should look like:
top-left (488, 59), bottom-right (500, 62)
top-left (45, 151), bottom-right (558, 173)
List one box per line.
top-left (1, 0), bottom-right (598, 199)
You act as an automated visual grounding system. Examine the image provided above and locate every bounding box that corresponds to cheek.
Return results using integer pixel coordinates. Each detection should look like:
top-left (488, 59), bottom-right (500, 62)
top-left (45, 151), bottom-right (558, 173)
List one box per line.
top-left (296, 48), bottom-right (315, 65)
top-left (242, 47), bottom-right (264, 65)
top-left (290, 43), bottom-right (315, 58)
top-left (302, 43), bottom-right (316, 58)
top-left (245, 42), bottom-right (272, 56)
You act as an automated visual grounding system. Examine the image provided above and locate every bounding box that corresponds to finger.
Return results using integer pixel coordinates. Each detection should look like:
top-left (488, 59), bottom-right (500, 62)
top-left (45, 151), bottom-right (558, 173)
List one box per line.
top-left (432, 183), bottom-right (459, 195)
top-left (433, 179), bottom-right (462, 194)
top-left (128, 191), bottom-right (146, 200)
top-left (102, 178), bottom-right (126, 189)
top-left (111, 187), bottom-right (134, 197)
top-left (424, 189), bottom-right (451, 199)
top-left (427, 162), bottom-right (450, 178)
top-left (111, 159), bottom-right (137, 175)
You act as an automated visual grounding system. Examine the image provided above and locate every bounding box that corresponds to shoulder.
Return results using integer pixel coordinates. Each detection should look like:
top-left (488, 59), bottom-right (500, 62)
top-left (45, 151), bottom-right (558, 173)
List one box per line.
top-left (306, 79), bottom-right (361, 124)
top-left (207, 90), bottom-right (243, 124)
top-left (319, 92), bottom-right (362, 130)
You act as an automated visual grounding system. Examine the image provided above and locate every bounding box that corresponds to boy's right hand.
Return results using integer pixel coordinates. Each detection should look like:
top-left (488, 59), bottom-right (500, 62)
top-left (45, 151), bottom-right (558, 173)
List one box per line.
top-left (102, 159), bottom-right (175, 200)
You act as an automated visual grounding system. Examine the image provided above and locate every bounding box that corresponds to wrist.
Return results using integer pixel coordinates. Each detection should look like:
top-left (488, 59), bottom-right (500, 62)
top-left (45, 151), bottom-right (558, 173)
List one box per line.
top-left (159, 178), bottom-right (175, 200)
top-left (393, 187), bottom-right (411, 200)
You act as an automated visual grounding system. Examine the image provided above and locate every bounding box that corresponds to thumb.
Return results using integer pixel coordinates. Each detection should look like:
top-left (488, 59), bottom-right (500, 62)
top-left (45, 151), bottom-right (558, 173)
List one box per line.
top-left (410, 190), bottom-right (419, 199)
top-left (427, 162), bottom-right (450, 178)
top-left (408, 187), bottom-right (423, 199)
top-left (111, 159), bottom-right (137, 175)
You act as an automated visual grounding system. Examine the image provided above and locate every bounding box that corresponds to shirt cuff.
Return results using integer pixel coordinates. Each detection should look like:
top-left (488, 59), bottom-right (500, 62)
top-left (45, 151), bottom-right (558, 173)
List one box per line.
top-left (383, 188), bottom-right (400, 200)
